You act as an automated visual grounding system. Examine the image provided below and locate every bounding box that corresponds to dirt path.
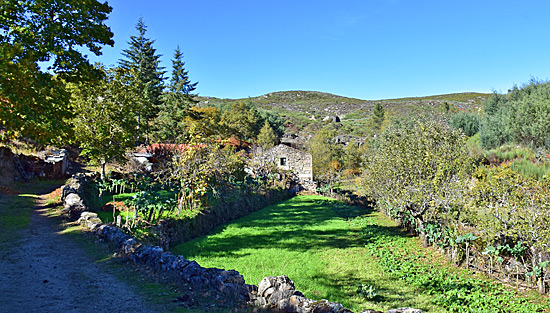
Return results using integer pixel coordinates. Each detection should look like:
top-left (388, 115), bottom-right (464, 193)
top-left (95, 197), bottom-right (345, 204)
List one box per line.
top-left (0, 187), bottom-right (163, 313)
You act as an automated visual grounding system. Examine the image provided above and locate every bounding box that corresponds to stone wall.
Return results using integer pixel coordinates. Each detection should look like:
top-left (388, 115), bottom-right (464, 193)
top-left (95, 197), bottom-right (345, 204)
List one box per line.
top-left (152, 189), bottom-right (290, 249)
top-left (62, 175), bottom-right (422, 313)
top-left (0, 147), bottom-right (17, 185)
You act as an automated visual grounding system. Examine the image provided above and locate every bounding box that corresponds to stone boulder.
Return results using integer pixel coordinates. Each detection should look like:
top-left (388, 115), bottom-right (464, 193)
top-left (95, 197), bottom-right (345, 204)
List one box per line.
top-left (77, 211), bottom-right (103, 230)
top-left (250, 275), bottom-right (353, 313)
top-left (387, 308), bottom-right (423, 313)
top-left (62, 192), bottom-right (86, 218)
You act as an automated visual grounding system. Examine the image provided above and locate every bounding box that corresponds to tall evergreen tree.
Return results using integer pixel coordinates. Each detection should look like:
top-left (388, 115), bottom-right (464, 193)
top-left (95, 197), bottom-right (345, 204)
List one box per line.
top-left (119, 18), bottom-right (165, 138)
top-left (372, 102), bottom-right (385, 130)
top-left (154, 46), bottom-right (198, 142)
top-left (169, 46), bottom-right (198, 96)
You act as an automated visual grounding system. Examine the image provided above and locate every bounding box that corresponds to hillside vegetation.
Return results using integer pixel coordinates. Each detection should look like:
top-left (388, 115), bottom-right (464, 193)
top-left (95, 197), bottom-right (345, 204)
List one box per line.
top-left (198, 91), bottom-right (490, 134)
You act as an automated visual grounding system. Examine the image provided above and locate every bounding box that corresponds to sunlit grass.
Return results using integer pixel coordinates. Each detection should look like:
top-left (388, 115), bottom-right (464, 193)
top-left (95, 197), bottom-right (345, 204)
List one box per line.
top-left (172, 195), bottom-right (441, 312)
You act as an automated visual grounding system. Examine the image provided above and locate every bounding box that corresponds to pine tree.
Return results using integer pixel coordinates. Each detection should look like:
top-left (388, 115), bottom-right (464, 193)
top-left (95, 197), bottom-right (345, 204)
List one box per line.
top-left (154, 46), bottom-right (198, 142)
top-left (257, 120), bottom-right (278, 149)
top-left (119, 18), bottom-right (165, 138)
top-left (169, 46), bottom-right (198, 96)
top-left (372, 102), bottom-right (385, 130)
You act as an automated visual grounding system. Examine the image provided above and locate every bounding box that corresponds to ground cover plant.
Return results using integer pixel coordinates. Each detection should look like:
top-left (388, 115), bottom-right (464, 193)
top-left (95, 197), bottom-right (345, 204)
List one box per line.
top-left (171, 195), bottom-right (548, 312)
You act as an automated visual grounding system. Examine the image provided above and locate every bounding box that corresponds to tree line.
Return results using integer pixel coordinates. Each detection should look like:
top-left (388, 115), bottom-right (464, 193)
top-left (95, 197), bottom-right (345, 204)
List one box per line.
top-left (1, 2), bottom-right (284, 179)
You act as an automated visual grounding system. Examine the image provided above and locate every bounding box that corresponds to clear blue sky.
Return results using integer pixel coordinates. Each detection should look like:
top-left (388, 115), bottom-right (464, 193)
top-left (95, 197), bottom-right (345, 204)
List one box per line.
top-left (90, 0), bottom-right (550, 100)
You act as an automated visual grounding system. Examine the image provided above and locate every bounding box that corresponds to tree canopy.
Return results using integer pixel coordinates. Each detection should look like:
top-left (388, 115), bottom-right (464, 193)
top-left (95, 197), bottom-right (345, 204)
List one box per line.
top-left (360, 119), bottom-right (474, 246)
top-left (0, 0), bottom-right (114, 143)
top-left (154, 46), bottom-right (198, 142)
top-left (69, 66), bottom-right (140, 179)
top-left (480, 81), bottom-right (550, 149)
top-left (257, 120), bottom-right (278, 149)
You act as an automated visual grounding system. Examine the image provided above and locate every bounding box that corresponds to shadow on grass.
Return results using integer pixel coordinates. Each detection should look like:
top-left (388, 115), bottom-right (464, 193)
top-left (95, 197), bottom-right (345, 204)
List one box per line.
top-left (178, 196), bottom-right (406, 260)
top-left (16, 179), bottom-right (66, 196)
top-left (306, 263), bottom-right (422, 310)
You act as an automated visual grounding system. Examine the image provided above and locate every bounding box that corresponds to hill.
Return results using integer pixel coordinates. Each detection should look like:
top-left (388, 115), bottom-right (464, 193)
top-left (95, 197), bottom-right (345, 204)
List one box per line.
top-left (198, 91), bottom-right (491, 136)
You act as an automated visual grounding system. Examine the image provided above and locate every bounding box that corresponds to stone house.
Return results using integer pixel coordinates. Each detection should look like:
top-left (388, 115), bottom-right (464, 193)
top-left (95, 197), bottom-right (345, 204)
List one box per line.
top-left (253, 144), bottom-right (316, 193)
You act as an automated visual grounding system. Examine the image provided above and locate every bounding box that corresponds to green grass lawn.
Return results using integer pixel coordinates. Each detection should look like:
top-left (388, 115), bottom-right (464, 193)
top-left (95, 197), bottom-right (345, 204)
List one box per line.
top-left (172, 195), bottom-right (441, 312)
top-left (172, 195), bottom-right (549, 313)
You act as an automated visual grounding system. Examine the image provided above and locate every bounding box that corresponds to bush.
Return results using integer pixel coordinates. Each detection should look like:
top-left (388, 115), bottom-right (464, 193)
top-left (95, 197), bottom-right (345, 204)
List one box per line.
top-left (449, 111), bottom-right (480, 137)
top-left (480, 81), bottom-right (550, 149)
top-left (510, 158), bottom-right (550, 181)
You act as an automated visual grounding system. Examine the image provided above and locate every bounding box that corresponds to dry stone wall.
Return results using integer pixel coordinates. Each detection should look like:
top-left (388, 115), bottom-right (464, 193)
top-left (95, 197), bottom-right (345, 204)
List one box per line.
top-left (0, 147), bottom-right (18, 185)
top-left (62, 174), bottom-right (422, 313)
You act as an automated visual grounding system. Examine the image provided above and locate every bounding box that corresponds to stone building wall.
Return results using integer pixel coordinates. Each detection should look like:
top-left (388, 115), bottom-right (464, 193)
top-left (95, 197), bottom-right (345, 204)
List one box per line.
top-left (255, 144), bottom-right (313, 181)
top-left (0, 147), bottom-right (17, 185)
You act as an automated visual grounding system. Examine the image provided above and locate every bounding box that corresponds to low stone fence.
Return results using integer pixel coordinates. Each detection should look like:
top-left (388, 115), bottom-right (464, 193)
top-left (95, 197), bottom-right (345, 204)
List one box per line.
top-left (153, 188), bottom-right (290, 249)
top-left (62, 174), bottom-right (422, 313)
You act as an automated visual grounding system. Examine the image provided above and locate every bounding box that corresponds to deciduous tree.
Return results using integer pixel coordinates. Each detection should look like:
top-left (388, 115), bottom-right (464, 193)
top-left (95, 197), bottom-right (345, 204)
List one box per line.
top-left (219, 101), bottom-right (260, 141)
top-left (361, 120), bottom-right (474, 246)
top-left (309, 128), bottom-right (344, 190)
top-left (257, 120), bottom-right (278, 149)
top-left (69, 66), bottom-right (140, 179)
top-left (0, 0), bottom-right (114, 143)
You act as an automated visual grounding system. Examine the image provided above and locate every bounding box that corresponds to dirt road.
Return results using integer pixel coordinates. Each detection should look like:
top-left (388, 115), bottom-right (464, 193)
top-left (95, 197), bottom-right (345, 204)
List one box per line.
top-left (0, 185), bottom-right (163, 313)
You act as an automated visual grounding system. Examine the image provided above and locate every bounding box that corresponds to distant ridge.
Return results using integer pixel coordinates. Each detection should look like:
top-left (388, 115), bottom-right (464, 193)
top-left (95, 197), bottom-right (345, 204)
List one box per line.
top-left (199, 90), bottom-right (489, 115)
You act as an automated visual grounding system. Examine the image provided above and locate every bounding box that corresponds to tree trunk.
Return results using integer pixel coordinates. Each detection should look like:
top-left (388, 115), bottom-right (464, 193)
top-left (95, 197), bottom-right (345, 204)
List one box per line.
top-left (538, 252), bottom-right (546, 294)
top-left (147, 207), bottom-right (154, 222)
top-left (466, 243), bottom-right (470, 269)
top-left (538, 276), bottom-right (546, 294)
top-left (101, 161), bottom-right (107, 180)
top-left (416, 217), bottom-right (428, 247)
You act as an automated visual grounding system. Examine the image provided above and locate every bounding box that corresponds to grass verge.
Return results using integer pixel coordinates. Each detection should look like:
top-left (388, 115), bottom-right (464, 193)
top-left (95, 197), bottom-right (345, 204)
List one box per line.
top-left (0, 180), bottom-right (64, 251)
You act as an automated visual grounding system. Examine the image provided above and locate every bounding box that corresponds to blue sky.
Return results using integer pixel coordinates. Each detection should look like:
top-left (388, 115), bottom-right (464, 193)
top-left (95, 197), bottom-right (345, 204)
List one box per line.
top-left (90, 0), bottom-right (550, 100)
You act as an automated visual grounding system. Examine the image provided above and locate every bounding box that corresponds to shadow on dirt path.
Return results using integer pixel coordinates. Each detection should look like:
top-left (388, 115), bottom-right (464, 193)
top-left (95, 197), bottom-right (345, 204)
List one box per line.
top-left (0, 181), bottom-right (163, 313)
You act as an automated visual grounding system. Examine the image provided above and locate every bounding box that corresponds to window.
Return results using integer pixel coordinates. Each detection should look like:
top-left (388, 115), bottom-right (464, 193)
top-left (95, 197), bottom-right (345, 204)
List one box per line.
top-left (280, 157), bottom-right (287, 166)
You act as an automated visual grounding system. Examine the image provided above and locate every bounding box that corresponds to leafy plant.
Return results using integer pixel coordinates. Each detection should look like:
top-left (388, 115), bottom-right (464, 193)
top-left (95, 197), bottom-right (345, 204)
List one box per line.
top-left (455, 233), bottom-right (477, 268)
top-left (356, 284), bottom-right (377, 300)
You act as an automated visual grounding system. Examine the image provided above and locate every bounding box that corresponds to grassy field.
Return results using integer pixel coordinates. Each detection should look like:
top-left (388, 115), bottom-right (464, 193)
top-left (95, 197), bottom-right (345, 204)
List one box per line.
top-left (172, 195), bottom-right (438, 311)
top-left (172, 195), bottom-right (549, 313)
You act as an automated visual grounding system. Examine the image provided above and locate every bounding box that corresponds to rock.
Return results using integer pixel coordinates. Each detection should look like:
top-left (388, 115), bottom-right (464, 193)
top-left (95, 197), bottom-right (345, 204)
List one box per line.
top-left (64, 193), bottom-right (83, 209)
top-left (387, 308), bottom-right (423, 313)
top-left (252, 275), bottom-right (353, 313)
top-left (77, 211), bottom-right (102, 229)
top-left (61, 185), bottom-right (76, 202)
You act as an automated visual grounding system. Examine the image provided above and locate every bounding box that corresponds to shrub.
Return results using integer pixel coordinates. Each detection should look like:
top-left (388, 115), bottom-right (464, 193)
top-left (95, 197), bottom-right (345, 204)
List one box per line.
top-left (449, 111), bottom-right (480, 137)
